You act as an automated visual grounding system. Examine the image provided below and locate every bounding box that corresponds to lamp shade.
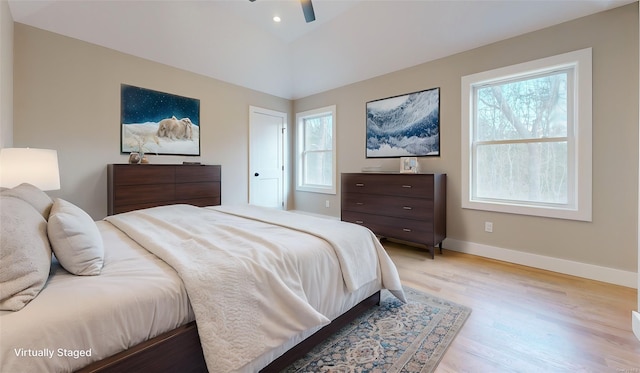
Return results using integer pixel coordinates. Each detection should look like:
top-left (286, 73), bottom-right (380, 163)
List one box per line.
top-left (0, 148), bottom-right (61, 191)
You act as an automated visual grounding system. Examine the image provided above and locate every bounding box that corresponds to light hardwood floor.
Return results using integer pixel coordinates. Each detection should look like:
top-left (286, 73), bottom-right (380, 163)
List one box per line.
top-left (383, 241), bottom-right (640, 373)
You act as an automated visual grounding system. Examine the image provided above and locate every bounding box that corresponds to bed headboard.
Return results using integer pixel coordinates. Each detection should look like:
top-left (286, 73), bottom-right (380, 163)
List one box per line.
top-left (107, 164), bottom-right (221, 215)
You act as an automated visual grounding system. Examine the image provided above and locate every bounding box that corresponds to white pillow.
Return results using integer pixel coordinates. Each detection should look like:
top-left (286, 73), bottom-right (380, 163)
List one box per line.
top-left (0, 196), bottom-right (52, 311)
top-left (47, 198), bottom-right (104, 275)
top-left (1, 183), bottom-right (54, 220)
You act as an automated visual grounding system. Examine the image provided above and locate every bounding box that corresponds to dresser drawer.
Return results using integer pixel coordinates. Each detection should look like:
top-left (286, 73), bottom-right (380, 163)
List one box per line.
top-left (342, 211), bottom-right (434, 244)
top-left (342, 192), bottom-right (432, 220)
top-left (176, 182), bottom-right (220, 199)
top-left (114, 184), bottom-right (175, 207)
top-left (112, 165), bottom-right (175, 186)
top-left (176, 165), bottom-right (221, 183)
top-left (342, 173), bottom-right (433, 198)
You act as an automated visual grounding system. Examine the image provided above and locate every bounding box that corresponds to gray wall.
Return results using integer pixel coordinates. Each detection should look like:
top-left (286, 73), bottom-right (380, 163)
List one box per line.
top-left (12, 24), bottom-right (292, 219)
top-left (293, 4), bottom-right (639, 275)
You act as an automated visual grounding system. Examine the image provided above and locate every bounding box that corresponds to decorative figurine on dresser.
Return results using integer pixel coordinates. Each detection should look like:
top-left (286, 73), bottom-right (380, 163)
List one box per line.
top-left (341, 172), bottom-right (446, 259)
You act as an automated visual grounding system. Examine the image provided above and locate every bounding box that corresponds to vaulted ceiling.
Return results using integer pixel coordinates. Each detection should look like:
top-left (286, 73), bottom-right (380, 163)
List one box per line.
top-left (8, 0), bottom-right (636, 99)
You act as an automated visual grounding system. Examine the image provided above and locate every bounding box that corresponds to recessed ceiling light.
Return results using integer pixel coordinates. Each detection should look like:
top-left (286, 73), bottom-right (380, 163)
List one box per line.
top-left (273, 16), bottom-right (281, 23)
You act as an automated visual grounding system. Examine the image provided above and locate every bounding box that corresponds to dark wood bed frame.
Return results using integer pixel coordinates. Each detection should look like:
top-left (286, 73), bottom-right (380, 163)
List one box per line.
top-left (80, 164), bottom-right (382, 372)
top-left (78, 291), bottom-right (380, 373)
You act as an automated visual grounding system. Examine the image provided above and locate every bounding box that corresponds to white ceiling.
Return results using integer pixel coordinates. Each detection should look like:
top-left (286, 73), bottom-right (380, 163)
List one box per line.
top-left (8, 0), bottom-right (637, 99)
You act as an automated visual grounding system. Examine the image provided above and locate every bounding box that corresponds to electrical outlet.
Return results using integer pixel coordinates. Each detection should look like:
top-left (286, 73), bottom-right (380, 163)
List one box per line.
top-left (484, 221), bottom-right (493, 233)
top-left (325, 200), bottom-right (330, 208)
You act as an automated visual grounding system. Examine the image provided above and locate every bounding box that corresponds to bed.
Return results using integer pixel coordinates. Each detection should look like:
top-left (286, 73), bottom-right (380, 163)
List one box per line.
top-left (0, 180), bottom-right (405, 373)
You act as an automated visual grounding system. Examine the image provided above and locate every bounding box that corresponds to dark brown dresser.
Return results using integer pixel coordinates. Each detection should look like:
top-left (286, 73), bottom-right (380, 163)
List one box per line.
top-left (107, 164), bottom-right (221, 215)
top-left (341, 173), bottom-right (446, 258)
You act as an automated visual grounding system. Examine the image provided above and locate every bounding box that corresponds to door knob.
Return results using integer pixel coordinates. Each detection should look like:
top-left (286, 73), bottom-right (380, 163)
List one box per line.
top-left (254, 172), bottom-right (259, 177)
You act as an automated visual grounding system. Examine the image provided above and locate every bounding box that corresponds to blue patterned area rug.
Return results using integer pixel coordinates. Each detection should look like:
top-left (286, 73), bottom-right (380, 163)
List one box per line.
top-left (284, 287), bottom-right (471, 373)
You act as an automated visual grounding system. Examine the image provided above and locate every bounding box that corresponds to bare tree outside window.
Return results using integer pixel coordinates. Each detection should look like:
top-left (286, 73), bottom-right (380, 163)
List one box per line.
top-left (474, 72), bottom-right (570, 205)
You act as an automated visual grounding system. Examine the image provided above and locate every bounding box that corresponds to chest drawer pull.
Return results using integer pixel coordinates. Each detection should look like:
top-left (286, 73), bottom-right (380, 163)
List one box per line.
top-left (402, 206), bottom-right (413, 210)
top-left (355, 183), bottom-right (365, 187)
top-left (402, 228), bottom-right (412, 232)
top-left (402, 185), bottom-right (412, 188)
top-left (355, 220), bottom-right (364, 224)
top-left (356, 202), bottom-right (364, 205)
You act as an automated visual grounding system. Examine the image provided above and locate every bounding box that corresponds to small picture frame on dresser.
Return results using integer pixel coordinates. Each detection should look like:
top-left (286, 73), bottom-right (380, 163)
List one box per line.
top-left (400, 157), bottom-right (419, 173)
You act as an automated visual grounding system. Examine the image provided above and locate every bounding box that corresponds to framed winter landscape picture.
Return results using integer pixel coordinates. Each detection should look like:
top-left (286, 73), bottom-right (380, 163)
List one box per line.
top-left (366, 87), bottom-right (440, 158)
top-left (121, 84), bottom-right (200, 156)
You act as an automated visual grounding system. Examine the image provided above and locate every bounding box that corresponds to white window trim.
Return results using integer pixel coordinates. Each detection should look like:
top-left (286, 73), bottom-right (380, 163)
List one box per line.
top-left (296, 105), bottom-right (337, 194)
top-left (461, 48), bottom-right (592, 221)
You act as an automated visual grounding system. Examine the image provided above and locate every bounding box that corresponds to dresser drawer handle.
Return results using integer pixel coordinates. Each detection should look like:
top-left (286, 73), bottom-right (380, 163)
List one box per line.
top-left (356, 202), bottom-right (364, 205)
top-left (402, 206), bottom-right (412, 210)
top-left (402, 228), bottom-right (412, 232)
top-left (355, 183), bottom-right (365, 187)
top-left (355, 220), bottom-right (364, 224)
top-left (402, 185), bottom-right (412, 188)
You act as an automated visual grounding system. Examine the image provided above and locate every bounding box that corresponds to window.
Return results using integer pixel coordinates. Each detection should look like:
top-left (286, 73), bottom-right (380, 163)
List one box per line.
top-left (461, 48), bottom-right (592, 221)
top-left (296, 105), bottom-right (337, 194)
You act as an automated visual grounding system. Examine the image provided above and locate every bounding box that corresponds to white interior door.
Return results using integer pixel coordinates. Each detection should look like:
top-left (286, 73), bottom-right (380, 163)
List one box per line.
top-left (249, 106), bottom-right (287, 209)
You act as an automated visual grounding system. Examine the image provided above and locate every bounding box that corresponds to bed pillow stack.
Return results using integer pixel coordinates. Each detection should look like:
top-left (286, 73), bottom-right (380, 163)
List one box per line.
top-left (0, 184), bottom-right (104, 311)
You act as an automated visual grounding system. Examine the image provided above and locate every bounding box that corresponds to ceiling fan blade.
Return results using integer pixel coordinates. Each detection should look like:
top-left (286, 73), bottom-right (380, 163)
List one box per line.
top-left (300, 0), bottom-right (316, 23)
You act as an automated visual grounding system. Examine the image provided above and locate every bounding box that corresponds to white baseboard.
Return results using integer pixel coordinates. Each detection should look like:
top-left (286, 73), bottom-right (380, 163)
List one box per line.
top-left (444, 238), bottom-right (637, 289)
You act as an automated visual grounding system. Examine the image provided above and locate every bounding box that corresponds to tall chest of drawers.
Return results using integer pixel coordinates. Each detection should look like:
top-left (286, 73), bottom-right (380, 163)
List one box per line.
top-left (341, 173), bottom-right (446, 258)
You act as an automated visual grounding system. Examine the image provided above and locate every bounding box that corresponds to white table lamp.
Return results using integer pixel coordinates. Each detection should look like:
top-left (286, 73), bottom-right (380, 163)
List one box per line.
top-left (0, 148), bottom-right (61, 191)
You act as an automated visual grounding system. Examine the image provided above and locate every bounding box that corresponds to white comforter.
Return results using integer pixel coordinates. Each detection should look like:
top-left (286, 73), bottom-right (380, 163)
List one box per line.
top-left (105, 204), bottom-right (404, 373)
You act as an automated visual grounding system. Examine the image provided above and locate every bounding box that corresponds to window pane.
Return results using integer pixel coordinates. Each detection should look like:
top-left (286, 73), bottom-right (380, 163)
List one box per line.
top-left (476, 72), bottom-right (568, 141)
top-left (475, 141), bottom-right (568, 204)
top-left (304, 115), bottom-right (333, 151)
top-left (304, 151), bottom-right (333, 186)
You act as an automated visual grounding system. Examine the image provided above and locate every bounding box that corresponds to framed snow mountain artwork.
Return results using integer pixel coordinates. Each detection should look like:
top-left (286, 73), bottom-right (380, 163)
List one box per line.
top-left (121, 84), bottom-right (200, 156)
top-left (366, 87), bottom-right (440, 158)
